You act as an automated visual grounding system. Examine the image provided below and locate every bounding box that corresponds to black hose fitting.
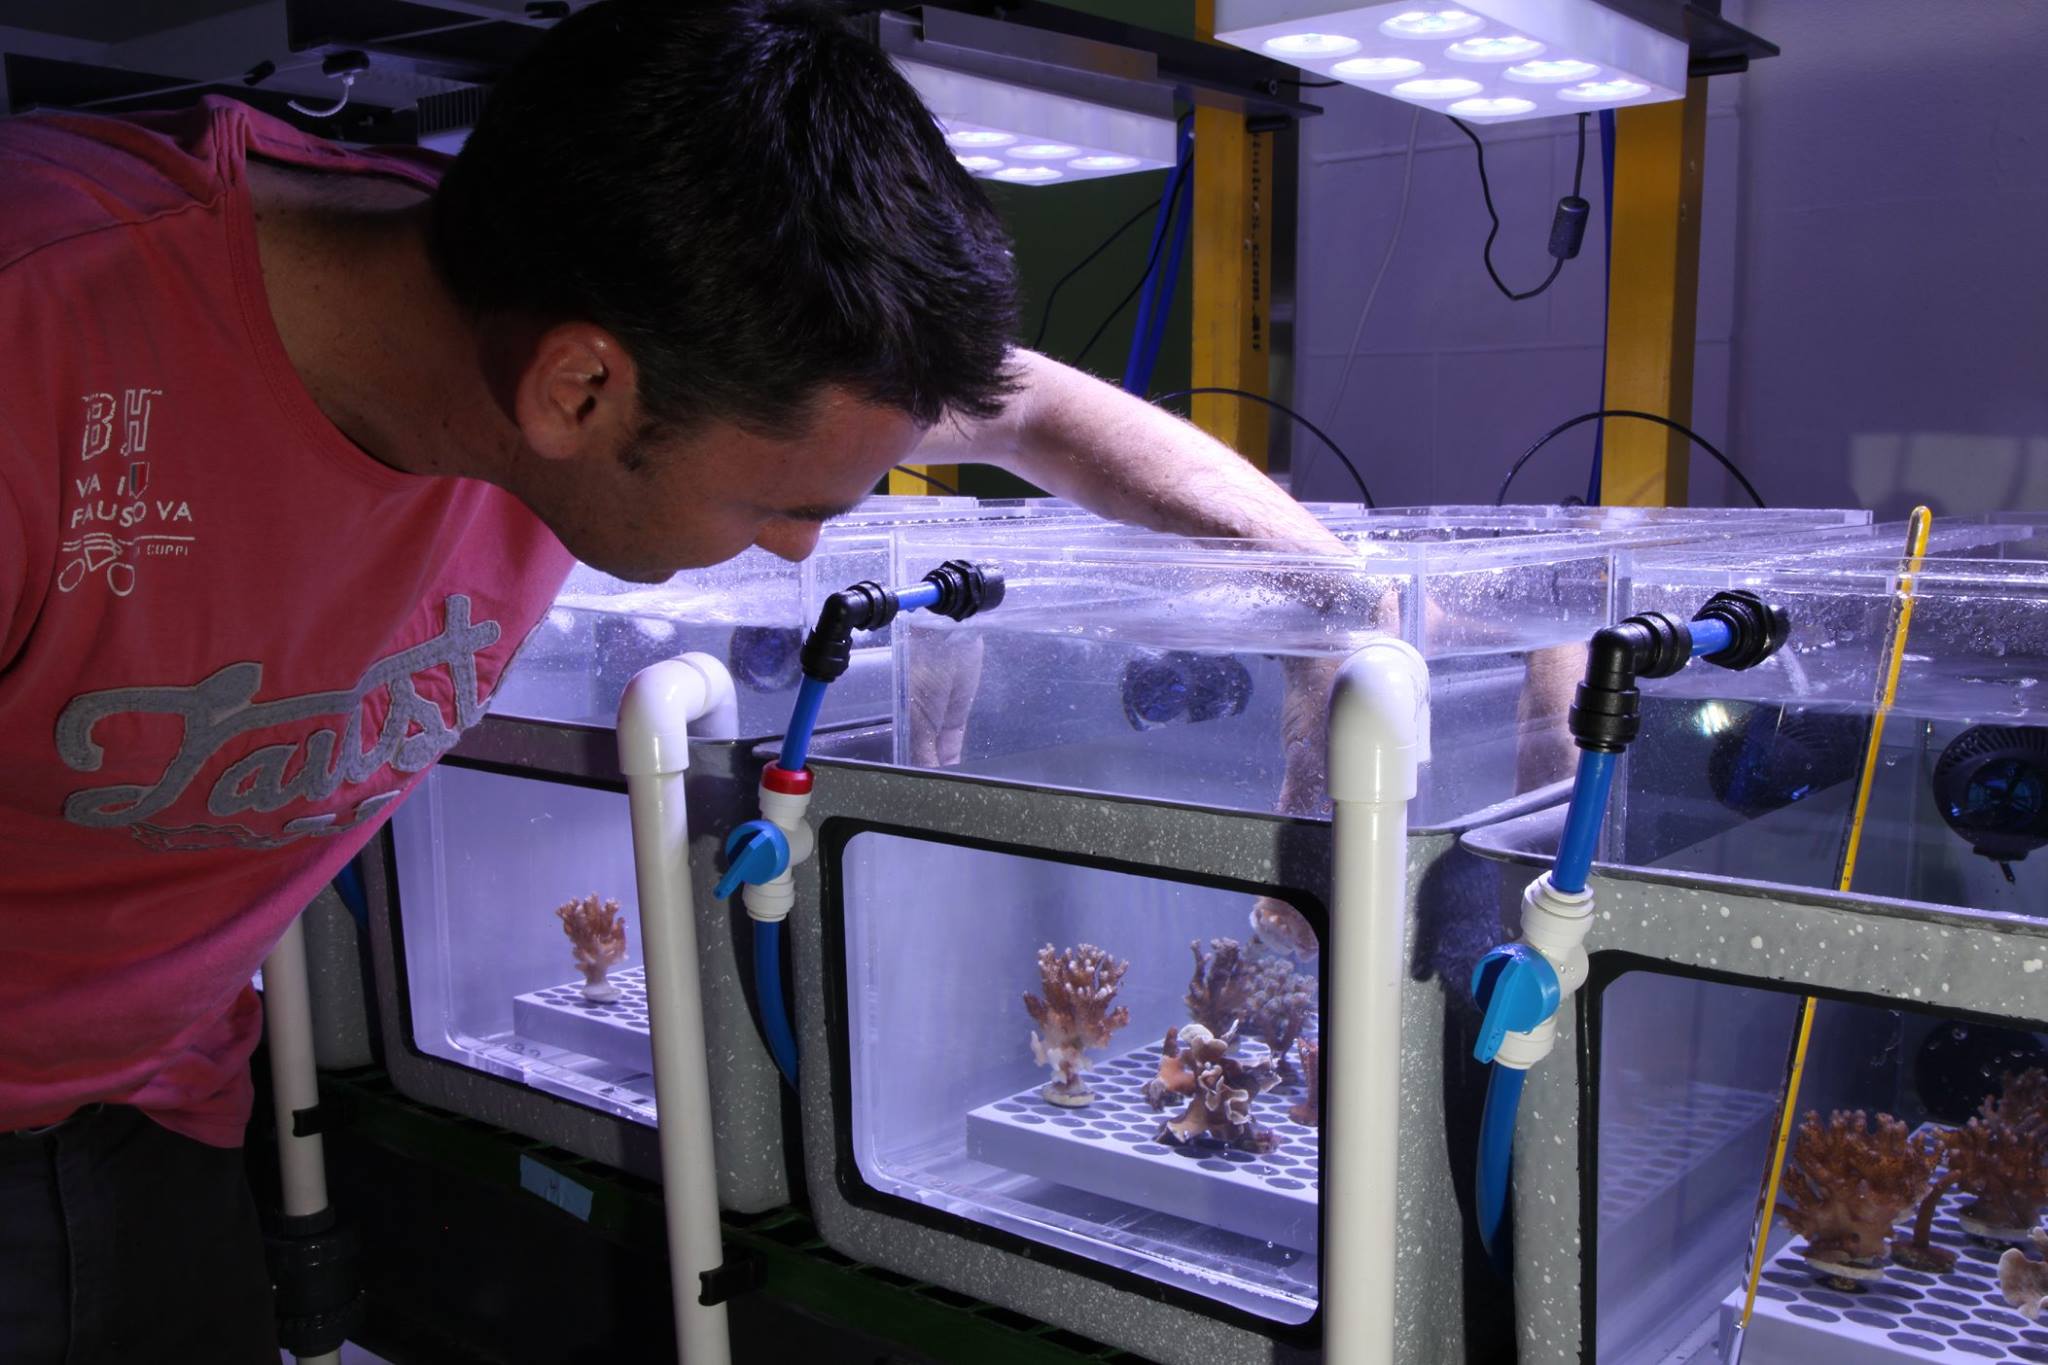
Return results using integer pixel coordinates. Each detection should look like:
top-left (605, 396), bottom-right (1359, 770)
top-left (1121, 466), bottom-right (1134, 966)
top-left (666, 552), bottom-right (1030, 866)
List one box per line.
top-left (1570, 611), bottom-right (1693, 754)
top-left (1692, 589), bottom-right (1790, 671)
top-left (924, 559), bottom-right (1005, 621)
top-left (798, 561), bottom-right (1005, 683)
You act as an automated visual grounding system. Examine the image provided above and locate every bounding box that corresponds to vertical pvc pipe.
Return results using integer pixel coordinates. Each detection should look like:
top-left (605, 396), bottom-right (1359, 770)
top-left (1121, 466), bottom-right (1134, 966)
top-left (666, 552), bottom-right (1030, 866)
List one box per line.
top-left (261, 913), bottom-right (342, 1365)
top-left (1325, 639), bottom-right (1430, 1365)
top-left (619, 655), bottom-right (737, 1365)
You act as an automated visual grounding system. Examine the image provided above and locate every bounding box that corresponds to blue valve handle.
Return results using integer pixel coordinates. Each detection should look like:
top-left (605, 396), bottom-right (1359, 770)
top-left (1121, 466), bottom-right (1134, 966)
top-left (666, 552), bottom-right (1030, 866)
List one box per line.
top-left (1471, 943), bottom-right (1562, 1064)
top-left (714, 821), bottom-right (790, 900)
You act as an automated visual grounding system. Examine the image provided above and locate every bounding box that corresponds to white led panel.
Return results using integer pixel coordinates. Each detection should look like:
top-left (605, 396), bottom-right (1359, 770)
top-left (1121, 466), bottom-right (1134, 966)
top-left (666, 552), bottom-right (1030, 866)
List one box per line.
top-left (896, 60), bottom-right (1177, 187)
top-left (1214, 0), bottom-right (1686, 123)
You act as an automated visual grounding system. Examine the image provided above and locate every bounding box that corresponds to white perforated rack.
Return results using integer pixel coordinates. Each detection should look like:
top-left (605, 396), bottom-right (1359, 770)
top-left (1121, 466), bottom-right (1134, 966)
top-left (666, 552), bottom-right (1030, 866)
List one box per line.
top-left (1716, 1182), bottom-right (2048, 1364)
top-left (512, 966), bottom-right (652, 1073)
top-left (964, 1035), bottom-right (1321, 1249)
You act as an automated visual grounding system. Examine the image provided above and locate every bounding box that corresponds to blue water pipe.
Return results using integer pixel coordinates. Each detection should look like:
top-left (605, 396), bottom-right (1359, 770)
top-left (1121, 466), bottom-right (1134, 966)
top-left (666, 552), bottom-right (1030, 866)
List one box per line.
top-left (1470, 601), bottom-right (1776, 1275)
top-left (752, 919), bottom-right (801, 1084)
top-left (727, 563), bottom-right (1003, 1089)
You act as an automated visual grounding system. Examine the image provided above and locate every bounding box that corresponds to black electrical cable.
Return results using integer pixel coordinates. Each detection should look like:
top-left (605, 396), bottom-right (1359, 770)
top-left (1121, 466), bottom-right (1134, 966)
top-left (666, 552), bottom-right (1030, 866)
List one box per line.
top-left (1495, 409), bottom-right (1766, 508)
top-left (1030, 197), bottom-right (1161, 351)
top-left (1150, 387), bottom-right (1374, 508)
top-left (1449, 112), bottom-right (1589, 302)
top-left (1284, 77), bottom-right (1341, 87)
top-left (889, 465), bottom-right (962, 496)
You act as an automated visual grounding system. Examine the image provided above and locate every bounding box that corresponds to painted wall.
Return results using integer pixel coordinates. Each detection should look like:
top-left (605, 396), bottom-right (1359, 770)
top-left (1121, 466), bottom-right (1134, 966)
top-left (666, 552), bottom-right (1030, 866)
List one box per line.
top-left (1292, 0), bottom-right (2048, 516)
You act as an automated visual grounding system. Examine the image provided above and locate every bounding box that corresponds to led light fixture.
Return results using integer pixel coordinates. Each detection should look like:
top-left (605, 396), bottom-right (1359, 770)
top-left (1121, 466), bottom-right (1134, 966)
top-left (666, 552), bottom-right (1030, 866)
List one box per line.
top-left (1215, 0), bottom-right (1689, 124)
top-left (891, 45), bottom-right (1175, 188)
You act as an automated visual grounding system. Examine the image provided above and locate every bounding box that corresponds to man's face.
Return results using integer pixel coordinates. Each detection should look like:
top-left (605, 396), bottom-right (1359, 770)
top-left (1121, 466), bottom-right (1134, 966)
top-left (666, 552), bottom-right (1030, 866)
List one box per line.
top-left (540, 389), bottom-right (926, 582)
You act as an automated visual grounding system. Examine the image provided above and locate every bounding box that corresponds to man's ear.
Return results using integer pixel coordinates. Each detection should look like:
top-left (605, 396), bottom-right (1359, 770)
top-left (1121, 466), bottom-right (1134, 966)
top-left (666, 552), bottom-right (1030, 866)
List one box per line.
top-left (513, 322), bottom-right (639, 461)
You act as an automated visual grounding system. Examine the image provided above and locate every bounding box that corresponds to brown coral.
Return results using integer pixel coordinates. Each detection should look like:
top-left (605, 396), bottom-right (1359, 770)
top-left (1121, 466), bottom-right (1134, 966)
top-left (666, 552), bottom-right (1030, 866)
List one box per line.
top-left (1142, 1024), bottom-right (1216, 1111)
top-left (1246, 957), bottom-right (1315, 1082)
top-left (1185, 938), bottom-right (1255, 1039)
top-left (555, 894), bottom-right (628, 1002)
top-left (1290, 1039), bottom-right (1321, 1129)
top-left (1158, 1030), bottom-right (1280, 1154)
top-left (1022, 943), bottom-right (1131, 1108)
top-left (1949, 1075), bottom-right (2048, 1239)
top-left (1778, 1110), bottom-right (1939, 1279)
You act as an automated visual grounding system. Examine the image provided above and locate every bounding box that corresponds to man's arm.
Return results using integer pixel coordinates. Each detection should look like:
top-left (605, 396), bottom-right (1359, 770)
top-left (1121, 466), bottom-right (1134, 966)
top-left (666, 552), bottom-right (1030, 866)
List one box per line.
top-left (912, 349), bottom-right (1349, 556)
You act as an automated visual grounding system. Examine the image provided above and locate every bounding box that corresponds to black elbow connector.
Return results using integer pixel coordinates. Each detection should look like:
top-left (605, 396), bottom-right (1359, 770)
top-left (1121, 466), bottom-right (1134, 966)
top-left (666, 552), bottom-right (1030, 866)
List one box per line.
top-left (800, 581), bottom-right (895, 684)
top-left (1692, 589), bottom-right (1790, 671)
top-left (1570, 611), bottom-right (1691, 754)
top-left (1569, 590), bottom-right (1794, 754)
top-left (798, 561), bottom-right (1005, 683)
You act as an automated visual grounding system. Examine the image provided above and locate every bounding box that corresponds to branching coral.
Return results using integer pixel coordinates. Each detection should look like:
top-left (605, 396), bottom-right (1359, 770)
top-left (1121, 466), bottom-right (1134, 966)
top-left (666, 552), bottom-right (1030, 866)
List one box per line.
top-left (1185, 938), bottom-right (1256, 1039)
top-left (1246, 957), bottom-right (1315, 1082)
top-left (1951, 1071), bottom-right (2048, 1239)
top-left (1157, 1029), bottom-right (1280, 1153)
top-left (1290, 1039), bottom-right (1321, 1129)
top-left (555, 894), bottom-right (628, 1002)
top-left (1778, 1110), bottom-right (1939, 1280)
top-left (1023, 943), bottom-right (1131, 1108)
top-left (2000, 1228), bottom-right (2048, 1321)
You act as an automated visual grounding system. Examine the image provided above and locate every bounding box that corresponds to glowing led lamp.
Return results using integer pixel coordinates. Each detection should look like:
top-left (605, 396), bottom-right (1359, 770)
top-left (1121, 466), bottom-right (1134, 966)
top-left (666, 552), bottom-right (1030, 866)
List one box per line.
top-left (899, 59), bottom-right (1175, 187)
top-left (1214, 0), bottom-right (1687, 124)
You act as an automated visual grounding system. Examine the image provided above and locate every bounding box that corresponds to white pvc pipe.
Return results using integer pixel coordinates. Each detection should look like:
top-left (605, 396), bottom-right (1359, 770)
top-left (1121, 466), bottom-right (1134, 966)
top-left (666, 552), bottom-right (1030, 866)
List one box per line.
top-left (261, 911), bottom-right (342, 1365)
top-left (1324, 639), bottom-right (1430, 1365)
top-left (618, 653), bottom-right (738, 1365)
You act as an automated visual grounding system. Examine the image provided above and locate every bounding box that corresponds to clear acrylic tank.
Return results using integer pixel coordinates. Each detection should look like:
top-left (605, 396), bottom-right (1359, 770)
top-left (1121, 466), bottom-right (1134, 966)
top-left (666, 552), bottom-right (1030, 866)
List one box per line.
top-left (1612, 535), bottom-right (2048, 916)
top-left (889, 521), bottom-right (1743, 826)
top-left (489, 496), bottom-right (1089, 732)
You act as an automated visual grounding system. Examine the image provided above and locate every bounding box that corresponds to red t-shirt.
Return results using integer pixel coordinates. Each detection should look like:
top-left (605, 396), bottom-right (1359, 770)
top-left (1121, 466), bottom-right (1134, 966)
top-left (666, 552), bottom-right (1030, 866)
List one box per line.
top-left (0, 98), bottom-right (575, 1145)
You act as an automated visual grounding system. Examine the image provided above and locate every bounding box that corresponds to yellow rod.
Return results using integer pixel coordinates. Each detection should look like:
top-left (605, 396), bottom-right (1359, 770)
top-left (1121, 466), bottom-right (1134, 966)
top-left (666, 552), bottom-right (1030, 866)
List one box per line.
top-left (1734, 506), bottom-right (1934, 1337)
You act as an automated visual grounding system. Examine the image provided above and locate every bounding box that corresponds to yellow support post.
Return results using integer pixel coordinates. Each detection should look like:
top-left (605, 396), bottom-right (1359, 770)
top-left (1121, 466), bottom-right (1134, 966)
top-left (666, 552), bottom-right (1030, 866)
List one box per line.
top-left (1191, 1), bottom-right (1271, 470)
top-left (1600, 78), bottom-right (1709, 507)
top-left (886, 464), bottom-right (959, 497)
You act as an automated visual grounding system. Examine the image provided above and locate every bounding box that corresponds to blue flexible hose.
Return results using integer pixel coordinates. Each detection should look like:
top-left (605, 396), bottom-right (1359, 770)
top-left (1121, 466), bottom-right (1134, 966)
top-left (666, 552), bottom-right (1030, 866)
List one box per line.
top-left (1478, 1063), bottom-right (1527, 1277)
top-left (753, 919), bottom-right (799, 1088)
top-left (1552, 749), bottom-right (1617, 896)
top-left (778, 676), bottom-right (830, 772)
top-left (1124, 121), bottom-right (1195, 396)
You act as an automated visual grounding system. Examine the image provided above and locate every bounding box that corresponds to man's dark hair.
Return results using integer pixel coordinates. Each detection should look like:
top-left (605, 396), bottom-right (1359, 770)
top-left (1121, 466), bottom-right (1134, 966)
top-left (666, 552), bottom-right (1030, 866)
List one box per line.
top-left (431, 0), bottom-right (1019, 437)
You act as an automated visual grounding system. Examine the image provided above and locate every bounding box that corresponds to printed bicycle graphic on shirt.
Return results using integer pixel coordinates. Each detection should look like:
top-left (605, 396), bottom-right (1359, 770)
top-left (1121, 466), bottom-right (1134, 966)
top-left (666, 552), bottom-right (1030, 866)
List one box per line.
top-left (56, 532), bottom-right (195, 597)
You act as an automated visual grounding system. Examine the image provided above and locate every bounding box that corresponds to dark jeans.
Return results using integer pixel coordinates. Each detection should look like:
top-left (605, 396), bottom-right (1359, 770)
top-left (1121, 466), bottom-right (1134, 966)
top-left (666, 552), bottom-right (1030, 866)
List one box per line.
top-left (0, 1104), bottom-right (277, 1364)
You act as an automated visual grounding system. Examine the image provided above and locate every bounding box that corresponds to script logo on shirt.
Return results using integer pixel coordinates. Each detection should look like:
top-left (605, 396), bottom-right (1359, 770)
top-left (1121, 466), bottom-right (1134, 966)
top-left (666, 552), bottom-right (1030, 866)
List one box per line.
top-left (54, 595), bottom-right (500, 852)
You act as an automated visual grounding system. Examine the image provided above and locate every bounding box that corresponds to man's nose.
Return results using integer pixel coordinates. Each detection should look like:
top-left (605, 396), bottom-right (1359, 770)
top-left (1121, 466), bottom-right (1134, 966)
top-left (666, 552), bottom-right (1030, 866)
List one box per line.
top-left (755, 520), bottom-right (821, 563)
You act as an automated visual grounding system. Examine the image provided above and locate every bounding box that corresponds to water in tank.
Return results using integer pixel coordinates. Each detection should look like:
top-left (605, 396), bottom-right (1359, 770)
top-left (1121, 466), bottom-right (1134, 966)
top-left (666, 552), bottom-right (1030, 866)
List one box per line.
top-left (888, 515), bottom-right (1857, 825)
top-left (1611, 526), bottom-right (2048, 917)
top-left (1588, 966), bottom-right (2048, 1365)
top-left (489, 496), bottom-right (1090, 732)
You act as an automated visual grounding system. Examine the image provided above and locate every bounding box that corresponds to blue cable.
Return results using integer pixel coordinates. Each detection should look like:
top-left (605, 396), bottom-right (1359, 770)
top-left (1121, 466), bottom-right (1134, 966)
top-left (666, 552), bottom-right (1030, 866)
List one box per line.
top-left (1123, 121), bottom-right (1195, 396)
top-left (752, 920), bottom-right (799, 1088)
top-left (1477, 1064), bottom-right (1527, 1277)
top-left (1587, 109), bottom-right (1617, 507)
top-left (1133, 165), bottom-right (1195, 396)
